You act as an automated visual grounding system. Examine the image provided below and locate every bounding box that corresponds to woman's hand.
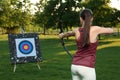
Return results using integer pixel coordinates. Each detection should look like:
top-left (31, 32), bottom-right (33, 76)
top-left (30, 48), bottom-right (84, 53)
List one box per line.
top-left (59, 33), bottom-right (64, 39)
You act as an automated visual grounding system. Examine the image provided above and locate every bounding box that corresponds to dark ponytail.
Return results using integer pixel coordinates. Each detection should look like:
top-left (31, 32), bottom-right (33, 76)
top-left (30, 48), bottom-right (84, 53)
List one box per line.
top-left (80, 9), bottom-right (93, 47)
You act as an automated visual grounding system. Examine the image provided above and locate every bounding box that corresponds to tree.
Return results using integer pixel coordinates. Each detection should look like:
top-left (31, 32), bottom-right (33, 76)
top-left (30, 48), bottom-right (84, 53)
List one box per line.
top-left (34, 0), bottom-right (48, 34)
top-left (0, 0), bottom-right (32, 33)
top-left (0, 0), bottom-right (15, 33)
top-left (82, 0), bottom-right (119, 27)
top-left (35, 0), bottom-right (82, 34)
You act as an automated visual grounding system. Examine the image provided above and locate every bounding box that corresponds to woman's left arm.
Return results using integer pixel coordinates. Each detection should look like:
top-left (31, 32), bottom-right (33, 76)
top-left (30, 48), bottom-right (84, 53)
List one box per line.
top-left (59, 30), bottom-right (76, 38)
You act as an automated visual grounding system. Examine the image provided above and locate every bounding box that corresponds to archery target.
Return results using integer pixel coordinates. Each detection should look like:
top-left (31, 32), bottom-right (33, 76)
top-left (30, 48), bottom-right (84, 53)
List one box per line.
top-left (15, 38), bottom-right (36, 57)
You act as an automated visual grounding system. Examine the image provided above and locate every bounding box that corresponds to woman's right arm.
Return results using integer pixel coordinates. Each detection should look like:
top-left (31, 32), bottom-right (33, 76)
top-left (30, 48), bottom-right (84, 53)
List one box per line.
top-left (96, 26), bottom-right (114, 34)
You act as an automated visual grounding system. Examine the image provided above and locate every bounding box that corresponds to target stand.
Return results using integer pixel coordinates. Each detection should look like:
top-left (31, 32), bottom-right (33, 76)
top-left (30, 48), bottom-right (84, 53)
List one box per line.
top-left (8, 33), bottom-right (42, 72)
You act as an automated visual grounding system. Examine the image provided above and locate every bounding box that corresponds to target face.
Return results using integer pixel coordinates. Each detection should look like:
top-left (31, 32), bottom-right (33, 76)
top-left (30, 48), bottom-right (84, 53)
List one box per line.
top-left (19, 40), bottom-right (33, 54)
top-left (15, 38), bottom-right (36, 57)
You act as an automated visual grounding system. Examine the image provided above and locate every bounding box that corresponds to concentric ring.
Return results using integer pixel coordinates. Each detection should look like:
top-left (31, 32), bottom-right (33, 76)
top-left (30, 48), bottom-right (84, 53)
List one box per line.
top-left (18, 40), bottom-right (33, 54)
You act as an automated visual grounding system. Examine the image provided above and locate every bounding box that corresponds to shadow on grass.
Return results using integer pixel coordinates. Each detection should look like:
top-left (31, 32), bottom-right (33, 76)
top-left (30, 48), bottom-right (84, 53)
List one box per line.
top-left (98, 41), bottom-right (114, 46)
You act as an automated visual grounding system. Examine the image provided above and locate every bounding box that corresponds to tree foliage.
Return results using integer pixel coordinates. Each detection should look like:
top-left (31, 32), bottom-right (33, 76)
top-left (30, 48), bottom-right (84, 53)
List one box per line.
top-left (35, 0), bottom-right (120, 33)
top-left (35, 0), bottom-right (82, 33)
top-left (82, 0), bottom-right (120, 27)
top-left (0, 0), bottom-right (120, 34)
top-left (0, 0), bottom-right (32, 33)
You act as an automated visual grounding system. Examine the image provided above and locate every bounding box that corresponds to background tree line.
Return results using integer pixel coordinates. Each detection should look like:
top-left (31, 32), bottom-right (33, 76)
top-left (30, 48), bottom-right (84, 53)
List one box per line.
top-left (0, 0), bottom-right (120, 35)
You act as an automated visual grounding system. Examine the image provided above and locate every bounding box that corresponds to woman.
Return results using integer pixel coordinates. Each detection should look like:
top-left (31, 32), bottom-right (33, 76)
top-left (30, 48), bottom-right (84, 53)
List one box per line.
top-left (59, 9), bottom-right (114, 80)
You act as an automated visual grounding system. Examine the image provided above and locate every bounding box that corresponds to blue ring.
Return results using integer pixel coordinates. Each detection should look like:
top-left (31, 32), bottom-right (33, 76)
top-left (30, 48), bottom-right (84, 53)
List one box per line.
top-left (19, 40), bottom-right (33, 55)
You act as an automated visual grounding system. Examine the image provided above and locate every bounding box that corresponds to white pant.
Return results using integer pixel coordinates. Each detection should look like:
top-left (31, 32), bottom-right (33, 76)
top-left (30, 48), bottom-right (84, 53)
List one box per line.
top-left (71, 64), bottom-right (96, 80)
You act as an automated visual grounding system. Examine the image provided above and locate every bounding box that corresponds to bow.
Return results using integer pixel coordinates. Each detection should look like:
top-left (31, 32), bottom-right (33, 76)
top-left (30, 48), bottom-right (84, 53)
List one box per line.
top-left (58, 20), bottom-right (73, 59)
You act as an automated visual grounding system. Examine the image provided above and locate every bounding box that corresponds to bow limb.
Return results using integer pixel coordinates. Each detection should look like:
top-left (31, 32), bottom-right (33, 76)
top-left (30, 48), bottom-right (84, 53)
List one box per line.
top-left (60, 36), bottom-right (73, 59)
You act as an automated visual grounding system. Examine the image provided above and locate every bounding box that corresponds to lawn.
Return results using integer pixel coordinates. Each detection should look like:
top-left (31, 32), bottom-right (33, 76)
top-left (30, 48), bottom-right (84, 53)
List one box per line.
top-left (0, 34), bottom-right (120, 80)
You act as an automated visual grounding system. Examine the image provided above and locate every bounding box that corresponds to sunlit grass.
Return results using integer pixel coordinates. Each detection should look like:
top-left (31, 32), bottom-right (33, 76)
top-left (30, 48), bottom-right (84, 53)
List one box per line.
top-left (98, 38), bottom-right (120, 50)
top-left (0, 34), bottom-right (8, 40)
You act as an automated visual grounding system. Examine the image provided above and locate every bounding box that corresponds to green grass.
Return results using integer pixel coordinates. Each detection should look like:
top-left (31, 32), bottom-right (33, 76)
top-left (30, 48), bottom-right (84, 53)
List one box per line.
top-left (0, 34), bottom-right (120, 80)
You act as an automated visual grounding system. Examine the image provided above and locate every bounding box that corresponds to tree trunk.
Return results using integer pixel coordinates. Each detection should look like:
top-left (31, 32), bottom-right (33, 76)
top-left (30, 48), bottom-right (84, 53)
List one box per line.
top-left (117, 27), bottom-right (119, 36)
top-left (43, 25), bottom-right (46, 35)
top-left (98, 34), bottom-right (101, 40)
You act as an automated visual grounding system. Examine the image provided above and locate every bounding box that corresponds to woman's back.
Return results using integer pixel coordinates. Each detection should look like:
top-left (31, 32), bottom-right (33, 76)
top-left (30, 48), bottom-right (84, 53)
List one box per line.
top-left (73, 26), bottom-right (113, 68)
top-left (75, 26), bottom-right (114, 43)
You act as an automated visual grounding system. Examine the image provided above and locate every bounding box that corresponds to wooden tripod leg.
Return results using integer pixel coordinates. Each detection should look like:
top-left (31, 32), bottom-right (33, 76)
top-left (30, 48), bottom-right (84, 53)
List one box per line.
top-left (13, 64), bottom-right (16, 72)
top-left (37, 62), bottom-right (41, 70)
